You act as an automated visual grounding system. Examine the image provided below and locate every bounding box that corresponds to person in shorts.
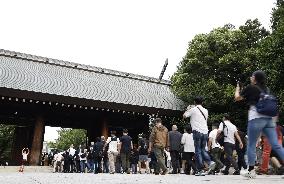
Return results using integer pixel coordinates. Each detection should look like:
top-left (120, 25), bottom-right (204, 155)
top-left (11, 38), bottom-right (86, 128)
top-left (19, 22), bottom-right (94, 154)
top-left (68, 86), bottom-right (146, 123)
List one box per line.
top-left (138, 134), bottom-right (150, 173)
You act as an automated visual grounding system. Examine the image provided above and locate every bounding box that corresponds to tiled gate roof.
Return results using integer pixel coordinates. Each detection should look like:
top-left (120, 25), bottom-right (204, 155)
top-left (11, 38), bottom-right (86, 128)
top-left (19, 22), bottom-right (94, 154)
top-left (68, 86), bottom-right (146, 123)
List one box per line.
top-left (0, 49), bottom-right (186, 115)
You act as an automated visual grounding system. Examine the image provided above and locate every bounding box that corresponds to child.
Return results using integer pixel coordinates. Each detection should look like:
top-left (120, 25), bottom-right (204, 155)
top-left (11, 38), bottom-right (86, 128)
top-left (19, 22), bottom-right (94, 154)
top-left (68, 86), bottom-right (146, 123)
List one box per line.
top-left (130, 145), bottom-right (139, 174)
top-left (19, 148), bottom-right (29, 172)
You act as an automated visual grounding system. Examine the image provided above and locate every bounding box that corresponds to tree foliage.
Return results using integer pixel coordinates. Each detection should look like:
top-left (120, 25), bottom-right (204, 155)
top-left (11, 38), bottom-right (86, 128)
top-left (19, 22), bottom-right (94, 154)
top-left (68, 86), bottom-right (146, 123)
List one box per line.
top-left (171, 19), bottom-right (270, 130)
top-left (171, 1), bottom-right (284, 128)
top-left (0, 124), bottom-right (15, 161)
top-left (259, 0), bottom-right (284, 113)
top-left (51, 128), bottom-right (87, 151)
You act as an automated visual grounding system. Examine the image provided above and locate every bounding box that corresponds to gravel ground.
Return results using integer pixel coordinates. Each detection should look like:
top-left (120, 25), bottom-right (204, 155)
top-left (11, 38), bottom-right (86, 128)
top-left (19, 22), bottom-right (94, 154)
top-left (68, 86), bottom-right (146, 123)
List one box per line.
top-left (0, 173), bottom-right (283, 184)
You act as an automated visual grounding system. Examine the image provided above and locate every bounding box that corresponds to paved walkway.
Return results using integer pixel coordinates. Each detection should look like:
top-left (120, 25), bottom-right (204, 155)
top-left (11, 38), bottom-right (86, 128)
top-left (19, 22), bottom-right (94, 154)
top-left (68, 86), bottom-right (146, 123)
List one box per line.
top-left (0, 173), bottom-right (283, 184)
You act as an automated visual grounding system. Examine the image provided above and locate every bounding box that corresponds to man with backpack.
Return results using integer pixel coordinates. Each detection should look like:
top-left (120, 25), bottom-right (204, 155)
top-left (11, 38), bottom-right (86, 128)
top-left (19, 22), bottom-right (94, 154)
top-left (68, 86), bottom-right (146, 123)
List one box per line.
top-left (216, 114), bottom-right (243, 175)
top-left (105, 131), bottom-right (120, 174)
top-left (208, 121), bottom-right (223, 174)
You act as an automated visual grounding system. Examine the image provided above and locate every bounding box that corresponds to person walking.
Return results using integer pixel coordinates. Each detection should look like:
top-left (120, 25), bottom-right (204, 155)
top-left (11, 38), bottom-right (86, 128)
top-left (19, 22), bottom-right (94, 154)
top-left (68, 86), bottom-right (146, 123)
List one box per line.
top-left (235, 130), bottom-right (247, 171)
top-left (208, 121), bottom-right (224, 174)
top-left (183, 96), bottom-right (216, 176)
top-left (105, 131), bottom-right (120, 174)
top-left (101, 136), bottom-right (109, 173)
top-left (93, 137), bottom-right (104, 174)
top-left (258, 116), bottom-right (284, 175)
top-left (119, 129), bottom-right (133, 174)
top-left (86, 146), bottom-right (94, 173)
top-left (181, 125), bottom-right (196, 175)
top-left (68, 144), bottom-right (76, 172)
top-left (79, 149), bottom-right (87, 173)
top-left (235, 70), bottom-right (284, 178)
top-left (138, 134), bottom-right (150, 174)
top-left (148, 118), bottom-right (169, 175)
top-left (216, 114), bottom-right (243, 175)
top-left (168, 125), bottom-right (182, 174)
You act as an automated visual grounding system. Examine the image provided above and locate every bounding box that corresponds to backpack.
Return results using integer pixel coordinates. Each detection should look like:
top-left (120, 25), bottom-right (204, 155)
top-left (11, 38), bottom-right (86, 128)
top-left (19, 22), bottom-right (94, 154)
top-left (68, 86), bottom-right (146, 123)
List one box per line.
top-left (216, 122), bottom-right (227, 147)
top-left (255, 87), bottom-right (278, 117)
top-left (80, 153), bottom-right (86, 159)
top-left (141, 139), bottom-right (148, 150)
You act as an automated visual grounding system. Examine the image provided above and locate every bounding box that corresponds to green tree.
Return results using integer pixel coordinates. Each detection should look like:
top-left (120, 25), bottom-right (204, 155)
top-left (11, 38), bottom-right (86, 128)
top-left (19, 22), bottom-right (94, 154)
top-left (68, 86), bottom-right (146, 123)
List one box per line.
top-left (259, 0), bottom-right (284, 113)
top-left (53, 128), bottom-right (87, 151)
top-left (0, 124), bottom-right (15, 161)
top-left (171, 19), bottom-right (269, 129)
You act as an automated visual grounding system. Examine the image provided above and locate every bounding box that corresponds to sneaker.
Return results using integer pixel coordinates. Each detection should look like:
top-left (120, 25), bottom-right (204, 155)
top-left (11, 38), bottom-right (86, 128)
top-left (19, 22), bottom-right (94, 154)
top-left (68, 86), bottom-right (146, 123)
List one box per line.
top-left (233, 170), bottom-right (240, 175)
top-left (180, 169), bottom-right (185, 174)
top-left (221, 170), bottom-right (229, 175)
top-left (195, 170), bottom-right (206, 176)
top-left (242, 170), bottom-right (256, 179)
top-left (208, 161), bottom-right (216, 173)
top-left (161, 169), bottom-right (168, 175)
top-left (276, 166), bottom-right (284, 175)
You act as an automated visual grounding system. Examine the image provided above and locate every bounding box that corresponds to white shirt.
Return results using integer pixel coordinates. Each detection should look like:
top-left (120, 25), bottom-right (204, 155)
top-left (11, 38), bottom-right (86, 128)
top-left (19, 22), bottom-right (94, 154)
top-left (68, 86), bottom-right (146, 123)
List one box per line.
top-left (248, 105), bottom-right (270, 121)
top-left (184, 105), bottom-right (209, 134)
top-left (79, 151), bottom-right (87, 161)
top-left (181, 133), bottom-right (195, 152)
top-left (106, 136), bottom-right (120, 153)
top-left (22, 153), bottom-right (28, 160)
top-left (55, 153), bottom-right (64, 162)
top-left (208, 129), bottom-right (221, 149)
top-left (218, 120), bottom-right (237, 144)
top-left (68, 147), bottom-right (76, 156)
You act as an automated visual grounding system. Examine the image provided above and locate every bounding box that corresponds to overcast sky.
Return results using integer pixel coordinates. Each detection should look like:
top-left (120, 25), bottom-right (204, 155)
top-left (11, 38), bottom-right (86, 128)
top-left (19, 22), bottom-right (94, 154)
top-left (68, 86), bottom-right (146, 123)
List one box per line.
top-left (0, 0), bottom-right (275, 141)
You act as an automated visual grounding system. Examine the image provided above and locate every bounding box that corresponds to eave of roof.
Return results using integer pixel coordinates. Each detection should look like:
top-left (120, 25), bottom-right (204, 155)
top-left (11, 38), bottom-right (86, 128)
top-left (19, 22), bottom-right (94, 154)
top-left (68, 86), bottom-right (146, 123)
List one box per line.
top-left (0, 49), bottom-right (186, 113)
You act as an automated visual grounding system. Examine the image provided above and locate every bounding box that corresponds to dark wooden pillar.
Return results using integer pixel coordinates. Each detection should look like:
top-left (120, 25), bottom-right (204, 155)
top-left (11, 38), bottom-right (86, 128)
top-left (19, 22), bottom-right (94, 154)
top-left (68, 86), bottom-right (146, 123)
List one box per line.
top-left (101, 119), bottom-right (108, 138)
top-left (30, 116), bottom-right (45, 166)
top-left (11, 125), bottom-right (34, 166)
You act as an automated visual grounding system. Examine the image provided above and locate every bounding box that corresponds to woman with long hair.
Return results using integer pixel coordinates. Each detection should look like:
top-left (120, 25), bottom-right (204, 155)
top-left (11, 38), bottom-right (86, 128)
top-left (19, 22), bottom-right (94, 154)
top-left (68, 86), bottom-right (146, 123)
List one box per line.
top-left (235, 70), bottom-right (284, 178)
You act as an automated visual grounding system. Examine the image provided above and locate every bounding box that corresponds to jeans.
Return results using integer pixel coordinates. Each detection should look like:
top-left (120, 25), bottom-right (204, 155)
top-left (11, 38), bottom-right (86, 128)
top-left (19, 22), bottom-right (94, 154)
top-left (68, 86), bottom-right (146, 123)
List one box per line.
top-left (94, 157), bottom-right (102, 173)
top-left (80, 160), bottom-right (87, 172)
top-left (103, 159), bottom-right (109, 173)
top-left (223, 142), bottom-right (238, 172)
top-left (131, 163), bottom-right (137, 173)
top-left (153, 146), bottom-right (167, 172)
top-left (87, 160), bottom-right (94, 172)
top-left (170, 150), bottom-right (180, 173)
top-left (236, 149), bottom-right (247, 170)
top-left (192, 130), bottom-right (211, 171)
top-left (247, 117), bottom-right (284, 166)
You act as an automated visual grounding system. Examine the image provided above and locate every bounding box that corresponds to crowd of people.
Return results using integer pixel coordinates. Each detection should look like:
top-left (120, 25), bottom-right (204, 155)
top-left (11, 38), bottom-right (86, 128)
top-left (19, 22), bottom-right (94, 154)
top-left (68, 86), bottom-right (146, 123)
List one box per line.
top-left (23, 70), bottom-right (284, 179)
top-left (48, 130), bottom-right (153, 174)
